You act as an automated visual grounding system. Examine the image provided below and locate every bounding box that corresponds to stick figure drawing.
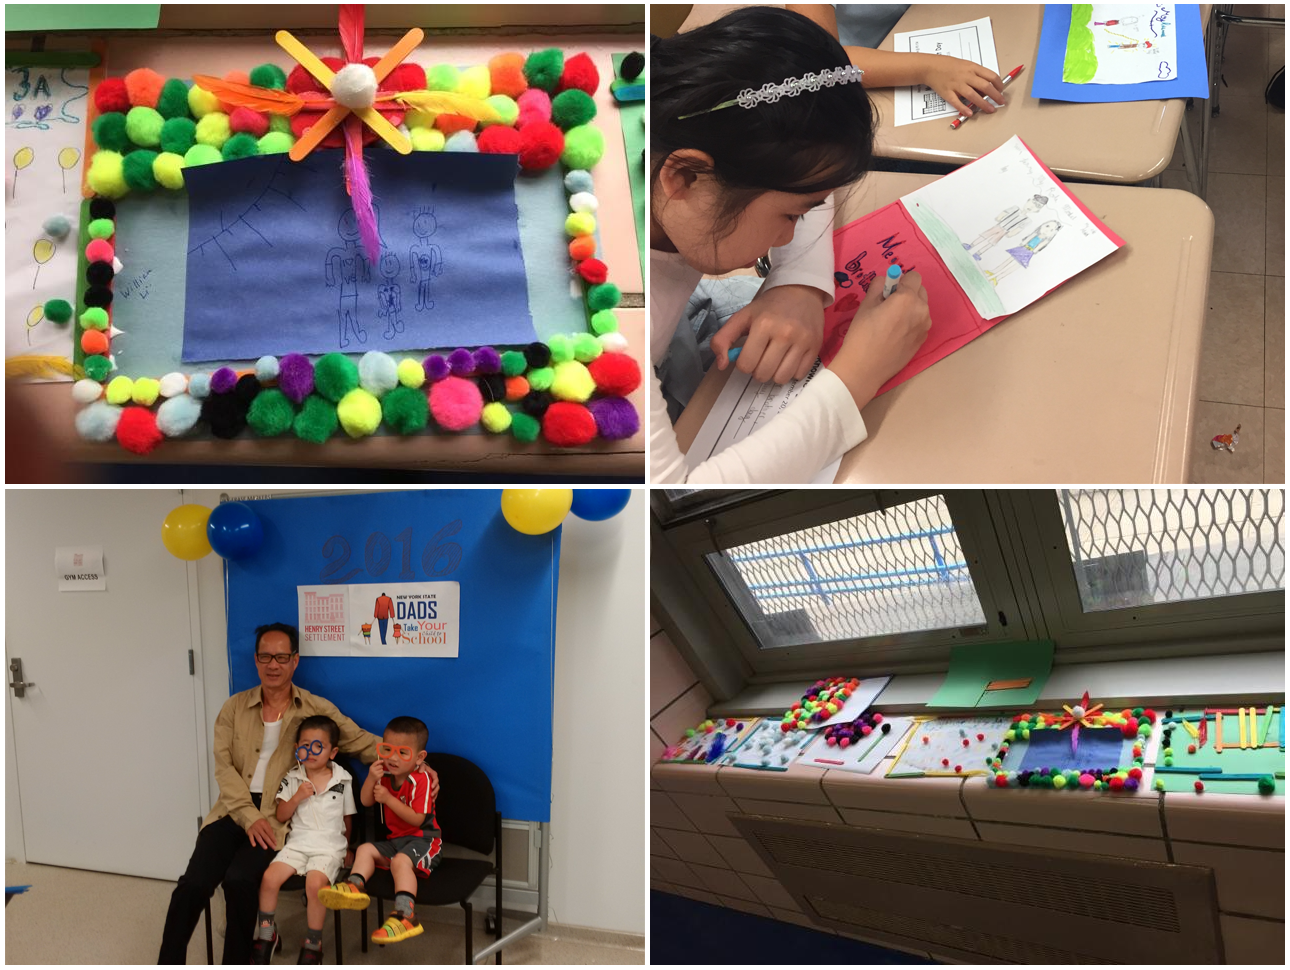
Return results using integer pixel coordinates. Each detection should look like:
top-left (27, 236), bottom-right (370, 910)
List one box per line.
top-left (982, 219), bottom-right (1063, 287)
top-left (376, 250), bottom-right (405, 339)
top-left (409, 206), bottom-right (444, 311)
top-left (324, 207), bottom-right (375, 348)
top-left (962, 194), bottom-right (1049, 261)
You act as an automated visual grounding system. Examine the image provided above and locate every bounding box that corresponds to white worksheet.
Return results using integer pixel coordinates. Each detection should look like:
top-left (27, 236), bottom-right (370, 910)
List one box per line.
top-left (1064, 4), bottom-right (1179, 85)
top-left (800, 716), bottom-right (917, 774)
top-left (891, 17), bottom-right (1000, 126)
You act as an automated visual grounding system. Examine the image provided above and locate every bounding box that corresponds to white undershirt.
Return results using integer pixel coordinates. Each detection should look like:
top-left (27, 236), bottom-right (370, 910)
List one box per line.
top-left (649, 199), bottom-right (868, 484)
top-left (249, 718), bottom-right (282, 795)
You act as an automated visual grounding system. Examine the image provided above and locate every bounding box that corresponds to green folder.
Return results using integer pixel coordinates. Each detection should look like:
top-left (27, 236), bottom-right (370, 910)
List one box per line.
top-left (6, 4), bottom-right (160, 32)
top-left (927, 640), bottom-right (1055, 709)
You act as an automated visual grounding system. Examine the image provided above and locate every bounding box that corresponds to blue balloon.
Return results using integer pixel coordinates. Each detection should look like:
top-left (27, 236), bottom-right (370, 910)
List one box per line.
top-left (569, 489), bottom-right (631, 522)
top-left (207, 502), bottom-right (264, 560)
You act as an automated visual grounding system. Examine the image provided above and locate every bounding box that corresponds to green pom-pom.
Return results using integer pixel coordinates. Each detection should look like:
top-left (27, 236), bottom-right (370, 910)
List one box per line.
top-left (527, 366), bottom-right (554, 391)
top-left (511, 411), bottom-right (540, 442)
top-left (524, 49), bottom-right (564, 93)
top-left (571, 332), bottom-right (602, 362)
top-left (427, 64), bottom-right (460, 91)
top-left (125, 106), bottom-right (164, 148)
top-left (500, 350), bottom-right (527, 377)
top-left (1257, 775), bottom-right (1276, 794)
top-left (258, 131), bottom-right (294, 155)
top-left (547, 334), bottom-right (573, 364)
top-left (88, 150), bottom-right (129, 197)
top-left (122, 150), bottom-right (159, 191)
top-left (247, 389), bottom-right (295, 437)
top-left (382, 385), bottom-right (428, 434)
top-left (589, 309), bottom-right (619, 334)
top-left (551, 89), bottom-right (596, 130)
top-left (562, 124), bottom-right (605, 168)
top-left (1137, 723), bottom-right (1152, 737)
top-left (80, 307), bottom-right (109, 330)
top-left (87, 218), bottom-right (115, 240)
top-left (249, 63), bottom-right (288, 90)
top-left (43, 298), bottom-right (73, 323)
top-left (482, 94), bottom-right (519, 127)
top-left (222, 132), bottom-right (259, 161)
top-left (587, 282), bottom-right (621, 311)
top-left (293, 394), bottom-right (338, 443)
top-left (195, 112), bottom-right (231, 148)
top-left (156, 78), bottom-right (192, 120)
top-left (153, 152), bottom-right (186, 190)
top-left (313, 353), bottom-right (359, 402)
top-left (1154, 779), bottom-right (1165, 791)
top-left (184, 143), bottom-right (223, 167)
top-left (269, 113), bottom-right (292, 134)
top-left (92, 112), bottom-right (132, 152)
top-left (160, 116), bottom-right (197, 154)
top-left (84, 354), bottom-right (111, 381)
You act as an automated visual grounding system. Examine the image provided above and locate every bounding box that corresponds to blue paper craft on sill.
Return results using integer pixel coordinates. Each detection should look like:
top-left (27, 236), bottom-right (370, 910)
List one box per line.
top-left (1017, 725), bottom-right (1126, 773)
top-left (181, 149), bottom-right (536, 362)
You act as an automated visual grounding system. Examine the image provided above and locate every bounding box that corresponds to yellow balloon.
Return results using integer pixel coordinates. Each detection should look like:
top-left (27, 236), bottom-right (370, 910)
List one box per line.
top-left (501, 489), bottom-right (573, 535)
top-left (14, 146), bottom-right (33, 170)
top-left (33, 238), bottom-right (54, 264)
top-left (162, 504), bottom-right (214, 560)
top-left (26, 305), bottom-right (43, 327)
top-left (58, 146), bottom-right (80, 170)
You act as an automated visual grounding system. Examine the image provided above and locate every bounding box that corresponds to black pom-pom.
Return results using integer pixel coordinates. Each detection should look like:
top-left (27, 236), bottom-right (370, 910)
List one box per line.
top-left (1165, 710), bottom-right (1173, 719)
top-left (478, 373), bottom-right (507, 403)
top-left (521, 390), bottom-right (552, 416)
top-left (85, 260), bottom-right (114, 286)
top-left (202, 393), bottom-right (247, 439)
top-left (89, 197), bottom-right (117, 220)
top-left (233, 373), bottom-right (261, 408)
top-left (523, 341), bottom-right (551, 369)
top-left (621, 51), bottom-right (644, 81)
top-left (84, 286), bottom-right (113, 308)
top-left (881, 722), bottom-right (891, 734)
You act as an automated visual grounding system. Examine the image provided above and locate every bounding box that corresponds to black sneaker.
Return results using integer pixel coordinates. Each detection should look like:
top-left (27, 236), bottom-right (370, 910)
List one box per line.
top-left (297, 944), bottom-right (324, 965)
top-left (250, 928), bottom-right (279, 965)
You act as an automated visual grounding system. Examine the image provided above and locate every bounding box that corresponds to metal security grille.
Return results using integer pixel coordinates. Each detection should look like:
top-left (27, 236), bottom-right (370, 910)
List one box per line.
top-left (1059, 489), bottom-right (1285, 611)
top-left (705, 495), bottom-right (987, 647)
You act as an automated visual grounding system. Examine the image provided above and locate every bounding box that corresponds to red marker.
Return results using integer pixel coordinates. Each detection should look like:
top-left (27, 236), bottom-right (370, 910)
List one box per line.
top-left (951, 64), bottom-right (1025, 130)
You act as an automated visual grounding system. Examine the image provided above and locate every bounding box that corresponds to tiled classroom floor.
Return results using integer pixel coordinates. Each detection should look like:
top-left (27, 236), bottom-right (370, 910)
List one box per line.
top-left (1164, 5), bottom-right (1285, 482)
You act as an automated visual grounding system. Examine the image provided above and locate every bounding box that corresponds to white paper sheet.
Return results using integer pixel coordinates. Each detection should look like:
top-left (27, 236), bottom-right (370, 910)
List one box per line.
top-left (891, 17), bottom-right (1000, 126)
top-left (800, 715), bottom-right (916, 774)
top-left (901, 135), bottom-right (1121, 319)
top-left (55, 546), bottom-right (105, 591)
top-left (5, 64), bottom-right (89, 376)
top-left (724, 718), bottom-right (816, 771)
top-left (685, 360), bottom-right (840, 484)
top-left (297, 581), bottom-right (460, 657)
top-left (1064, 4), bottom-right (1179, 85)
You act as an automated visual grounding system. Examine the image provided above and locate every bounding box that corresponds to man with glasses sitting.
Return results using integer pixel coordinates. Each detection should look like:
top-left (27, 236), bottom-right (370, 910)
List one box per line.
top-left (157, 622), bottom-right (438, 964)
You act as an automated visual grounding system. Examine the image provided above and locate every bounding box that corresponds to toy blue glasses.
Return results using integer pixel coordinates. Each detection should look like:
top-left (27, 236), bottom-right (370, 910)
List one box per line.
top-left (296, 739), bottom-right (325, 762)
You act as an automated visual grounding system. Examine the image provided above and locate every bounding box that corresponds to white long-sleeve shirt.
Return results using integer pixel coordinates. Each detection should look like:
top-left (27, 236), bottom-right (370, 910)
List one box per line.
top-left (650, 201), bottom-right (868, 484)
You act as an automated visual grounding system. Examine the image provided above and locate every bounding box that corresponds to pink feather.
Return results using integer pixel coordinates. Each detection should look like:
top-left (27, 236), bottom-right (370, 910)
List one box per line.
top-left (343, 117), bottom-right (381, 262)
top-left (339, 4), bottom-right (365, 63)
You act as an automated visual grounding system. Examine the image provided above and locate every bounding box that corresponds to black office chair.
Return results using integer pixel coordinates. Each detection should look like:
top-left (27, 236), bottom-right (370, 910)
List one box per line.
top-left (357, 752), bottom-right (504, 965)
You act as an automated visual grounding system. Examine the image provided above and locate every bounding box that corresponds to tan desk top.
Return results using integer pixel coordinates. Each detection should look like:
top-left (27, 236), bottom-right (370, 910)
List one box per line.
top-left (673, 172), bottom-right (1213, 484)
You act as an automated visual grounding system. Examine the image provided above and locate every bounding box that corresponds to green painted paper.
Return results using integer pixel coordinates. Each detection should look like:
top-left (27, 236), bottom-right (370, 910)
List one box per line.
top-left (5, 4), bottom-right (160, 31)
top-left (1062, 4), bottom-right (1099, 83)
top-left (612, 53), bottom-right (645, 279)
top-left (927, 640), bottom-right (1055, 709)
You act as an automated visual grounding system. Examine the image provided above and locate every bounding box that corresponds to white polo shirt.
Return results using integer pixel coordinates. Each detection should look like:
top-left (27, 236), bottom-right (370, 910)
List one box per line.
top-left (275, 761), bottom-right (356, 853)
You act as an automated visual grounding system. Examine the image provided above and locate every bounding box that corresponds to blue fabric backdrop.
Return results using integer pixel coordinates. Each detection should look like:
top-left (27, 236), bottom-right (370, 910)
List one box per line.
top-left (226, 489), bottom-right (559, 822)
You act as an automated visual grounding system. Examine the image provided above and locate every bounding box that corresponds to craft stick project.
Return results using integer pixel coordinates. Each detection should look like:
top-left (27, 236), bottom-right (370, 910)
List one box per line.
top-left (661, 717), bottom-right (759, 765)
top-left (819, 137), bottom-right (1124, 395)
top-left (1214, 712), bottom-right (1223, 753)
top-left (891, 17), bottom-right (1000, 126)
top-left (726, 718), bottom-right (814, 771)
top-left (887, 714), bottom-right (1013, 778)
top-left (801, 714), bottom-right (915, 775)
top-left (1155, 706), bottom-right (1284, 795)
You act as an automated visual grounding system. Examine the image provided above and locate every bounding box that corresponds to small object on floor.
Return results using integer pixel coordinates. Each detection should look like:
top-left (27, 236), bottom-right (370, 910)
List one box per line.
top-left (371, 911), bottom-right (424, 944)
top-left (1210, 424), bottom-right (1240, 452)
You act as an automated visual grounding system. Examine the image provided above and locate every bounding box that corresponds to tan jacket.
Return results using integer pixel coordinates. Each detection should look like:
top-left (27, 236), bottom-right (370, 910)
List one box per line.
top-left (204, 684), bottom-right (379, 843)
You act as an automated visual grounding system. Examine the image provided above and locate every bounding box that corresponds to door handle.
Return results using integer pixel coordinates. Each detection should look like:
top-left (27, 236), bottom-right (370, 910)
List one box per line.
top-left (9, 658), bottom-right (34, 698)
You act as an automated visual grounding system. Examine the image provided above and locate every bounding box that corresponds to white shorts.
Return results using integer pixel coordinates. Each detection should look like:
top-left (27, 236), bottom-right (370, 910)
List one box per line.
top-left (272, 843), bottom-right (346, 884)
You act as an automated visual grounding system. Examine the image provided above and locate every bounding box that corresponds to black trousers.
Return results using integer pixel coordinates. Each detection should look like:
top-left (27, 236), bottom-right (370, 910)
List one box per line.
top-left (158, 796), bottom-right (276, 965)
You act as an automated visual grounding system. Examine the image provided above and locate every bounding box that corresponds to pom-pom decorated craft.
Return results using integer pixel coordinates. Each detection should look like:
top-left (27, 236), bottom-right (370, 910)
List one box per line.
top-left (661, 717), bottom-right (760, 766)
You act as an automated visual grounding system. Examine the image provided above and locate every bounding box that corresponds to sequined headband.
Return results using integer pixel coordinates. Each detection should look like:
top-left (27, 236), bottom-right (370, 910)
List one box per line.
top-left (678, 65), bottom-right (865, 120)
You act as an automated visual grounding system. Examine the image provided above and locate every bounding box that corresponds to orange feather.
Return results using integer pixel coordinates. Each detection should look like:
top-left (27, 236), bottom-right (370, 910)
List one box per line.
top-left (191, 76), bottom-right (306, 116)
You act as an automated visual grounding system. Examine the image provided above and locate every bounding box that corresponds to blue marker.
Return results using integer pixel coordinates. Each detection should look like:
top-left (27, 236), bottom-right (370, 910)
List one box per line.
top-left (882, 263), bottom-right (902, 299)
top-left (728, 347), bottom-right (742, 362)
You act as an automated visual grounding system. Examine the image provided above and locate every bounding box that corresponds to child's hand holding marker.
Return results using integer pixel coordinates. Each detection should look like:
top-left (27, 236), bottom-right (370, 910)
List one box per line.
top-left (951, 65), bottom-right (1025, 129)
top-left (828, 265), bottom-right (931, 409)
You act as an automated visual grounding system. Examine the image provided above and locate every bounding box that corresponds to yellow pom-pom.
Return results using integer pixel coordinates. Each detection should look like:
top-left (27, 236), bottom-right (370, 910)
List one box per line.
top-left (409, 126), bottom-right (446, 152)
top-left (457, 64), bottom-right (492, 99)
top-left (87, 150), bottom-right (129, 199)
top-left (550, 360), bottom-right (595, 402)
top-left (336, 387), bottom-right (382, 438)
top-left (188, 84), bottom-right (220, 118)
top-left (105, 375), bottom-right (134, 405)
top-left (405, 109), bottom-right (437, 129)
top-left (153, 151), bottom-right (186, 190)
top-left (397, 358), bottom-right (426, 388)
top-left (131, 377), bottom-right (161, 406)
top-left (195, 112), bottom-right (231, 148)
top-left (565, 212), bottom-right (596, 237)
top-left (480, 402), bottom-right (512, 433)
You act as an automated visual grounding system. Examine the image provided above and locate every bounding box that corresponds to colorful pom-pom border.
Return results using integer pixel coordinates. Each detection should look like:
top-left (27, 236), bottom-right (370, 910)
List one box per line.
top-left (986, 706), bottom-right (1157, 793)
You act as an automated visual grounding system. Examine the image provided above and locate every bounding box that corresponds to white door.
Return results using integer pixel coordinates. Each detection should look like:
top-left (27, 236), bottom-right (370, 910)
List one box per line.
top-left (5, 489), bottom-right (203, 879)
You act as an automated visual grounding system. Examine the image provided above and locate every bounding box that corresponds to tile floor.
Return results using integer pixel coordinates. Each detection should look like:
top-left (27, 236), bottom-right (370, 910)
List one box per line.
top-left (1164, 5), bottom-right (1285, 482)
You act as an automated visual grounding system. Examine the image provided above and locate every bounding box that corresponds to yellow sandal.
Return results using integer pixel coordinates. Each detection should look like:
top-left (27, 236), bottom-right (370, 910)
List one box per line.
top-left (317, 881), bottom-right (370, 910)
top-left (371, 912), bottom-right (423, 944)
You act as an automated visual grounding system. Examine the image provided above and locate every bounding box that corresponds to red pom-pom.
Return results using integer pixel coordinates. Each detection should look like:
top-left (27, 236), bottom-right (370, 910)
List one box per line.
top-left (428, 376), bottom-right (483, 431)
top-left (435, 114), bottom-right (478, 137)
top-left (229, 107), bottom-right (270, 137)
top-left (517, 120), bottom-right (564, 171)
top-left (576, 258), bottom-right (608, 284)
top-left (1108, 776), bottom-right (1125, 791)
top-left (287, 59), bottom-right (341, 95)
top-left (116, 406), bottom-right (164, 455)
top-left (1141, 708), bottom-right (1157, 723)
top-left (587, 352), bottom-right (641, 396)
top-left (1187, 743), bottom-right (1196, 754)
top-left (1194, 780), bottom-right (1204, 793)
top-left (478, 125), bottom-right (522, 154)
top-left (559, 53), bottom-right (600, 96)
top-left (382, 62), bottom-right (426, 92)
top-left (489, 53), bottom-right (529, 99)
top-left (95, 77), bottom-right (131, 114)
top-left (542, 402), bottom-right (596, 446)
top-left (941, 758), bottom-right (949, 766)
top-left (124, 68), bottom-right (164, 108)
top-left (1128, 767), bottom-right (1143, 779)
top-left (995, 774), bottom-right (1008, 787)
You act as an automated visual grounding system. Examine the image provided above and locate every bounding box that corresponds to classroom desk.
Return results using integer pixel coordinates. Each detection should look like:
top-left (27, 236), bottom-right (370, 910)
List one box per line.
top-left (672, 172), bottom-right (1213, 484)
top-left (6, 28), bottom-right (645, 478)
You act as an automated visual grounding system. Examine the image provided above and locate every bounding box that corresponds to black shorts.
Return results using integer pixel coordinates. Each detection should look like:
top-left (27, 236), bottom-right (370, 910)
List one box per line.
top-left (372, 835), bottom-right (442, 877)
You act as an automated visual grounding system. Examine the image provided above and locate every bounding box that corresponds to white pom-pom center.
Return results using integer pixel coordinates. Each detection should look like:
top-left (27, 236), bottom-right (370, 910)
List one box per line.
top-left (1072, 705), bottom-right (1086, 718)
top-left (331, 63), bottom-right (379, 110)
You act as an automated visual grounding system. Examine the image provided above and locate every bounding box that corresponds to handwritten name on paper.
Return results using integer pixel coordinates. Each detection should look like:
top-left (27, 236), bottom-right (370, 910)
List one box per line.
top-left (118, 269), bottom-right (154, 302)
top-left (839, 232), bottom-right (917, 292)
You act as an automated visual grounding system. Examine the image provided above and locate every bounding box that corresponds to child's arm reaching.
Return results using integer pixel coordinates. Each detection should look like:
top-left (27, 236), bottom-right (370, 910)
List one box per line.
top-left (360, 760), bottom-right (383, 808)
top-left (275, 775), bottom-right (314, 822)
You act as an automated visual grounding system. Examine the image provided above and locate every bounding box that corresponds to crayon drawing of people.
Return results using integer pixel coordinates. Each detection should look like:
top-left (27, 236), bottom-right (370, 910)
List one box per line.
top-left (325, 209), bottom-right (374, 348)
top-left (376, 250), bottom-right (405, 340)
top-left (983, 220), bottom-right (1062, 287)
top-left (962, 194), bottom-right (1048, 261)
top-left (409, 207), bottom-right (444, 312)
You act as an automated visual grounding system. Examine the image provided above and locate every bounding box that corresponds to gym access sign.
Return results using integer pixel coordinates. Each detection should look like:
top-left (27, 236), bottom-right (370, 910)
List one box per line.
top-left (296, 581), bottom-right (460, 658)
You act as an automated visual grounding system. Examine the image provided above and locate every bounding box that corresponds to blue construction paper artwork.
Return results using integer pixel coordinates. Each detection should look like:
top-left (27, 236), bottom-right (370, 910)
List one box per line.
top-left (1031, 3), bottom-right (1208, 103)
top-left (182, 149), bottom-right (536, 362)
top-left (1018, 725), bottom-right (1127, 773)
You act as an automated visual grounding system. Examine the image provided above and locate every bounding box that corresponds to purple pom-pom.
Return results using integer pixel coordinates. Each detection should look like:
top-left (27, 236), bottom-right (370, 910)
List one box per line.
top-left (448, 348), bottom-right (475, 377)
top-left (424, 354), bottom-right (450, 382)
top-left (587, 396), bottom-right (638, 440)
top-left (278, 353), bottom-right (314, 403)
top-left (211, 367), bottom-right (239, 394)
top-left (473, 346), bottom-right (501, 374)
top-left (1123, 777), bottom-right (1139, 792)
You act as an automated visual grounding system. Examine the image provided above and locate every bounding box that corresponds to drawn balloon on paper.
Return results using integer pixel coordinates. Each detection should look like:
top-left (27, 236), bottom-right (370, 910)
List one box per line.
top-left (58, 146), bottom-right (80, 193)
top-left (31, 238), bottom-right (55, 288)
top-left (25, 305), bottom-right (43, 345)
top-left (11, 145), bottom-right (33, 199)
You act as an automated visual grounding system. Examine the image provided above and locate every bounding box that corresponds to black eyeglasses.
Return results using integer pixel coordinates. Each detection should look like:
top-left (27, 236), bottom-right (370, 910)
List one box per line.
top-left (255, 652), bottom-right (296, 665)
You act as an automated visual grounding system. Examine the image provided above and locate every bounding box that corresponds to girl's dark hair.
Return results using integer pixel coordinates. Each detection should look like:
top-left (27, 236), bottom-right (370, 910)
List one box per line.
top-left (651, 7), bottom-right (876, 237)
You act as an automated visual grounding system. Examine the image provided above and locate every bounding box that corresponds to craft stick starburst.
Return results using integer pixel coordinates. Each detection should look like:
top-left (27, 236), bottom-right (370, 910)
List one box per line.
top-left (193, 3), bottom-right (499, 261)
top-left (1056, 690), bottom-right (1104, 758)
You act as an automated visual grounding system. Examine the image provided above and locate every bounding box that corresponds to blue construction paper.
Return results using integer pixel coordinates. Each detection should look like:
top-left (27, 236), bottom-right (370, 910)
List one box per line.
top-left (1031, 4), bottom-right (1208, 102)
top-left (1018, 726), bottom-right (1126, 773)
top-left (226, 490), bottom-right (558, 822)
top-left (182, 150), bottom-right (536, 362)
